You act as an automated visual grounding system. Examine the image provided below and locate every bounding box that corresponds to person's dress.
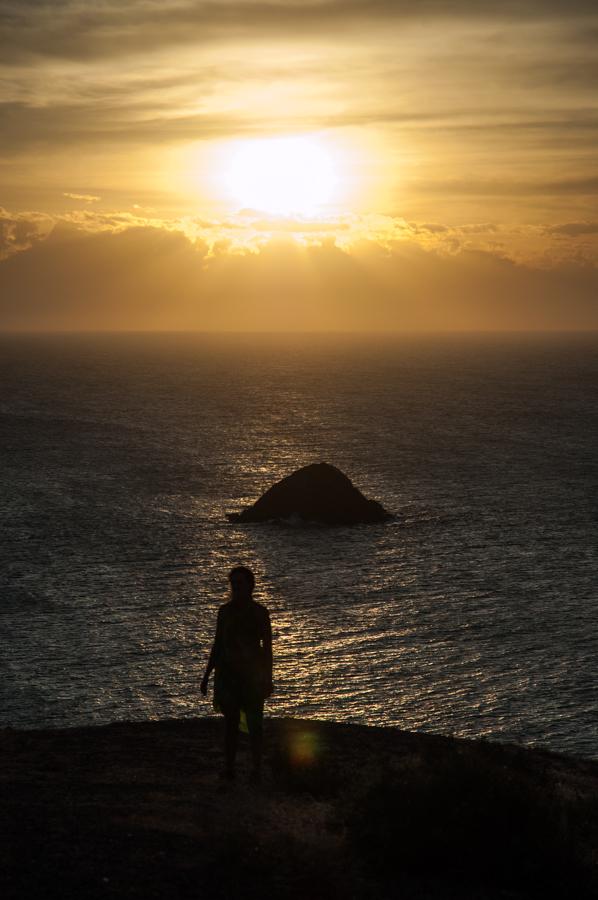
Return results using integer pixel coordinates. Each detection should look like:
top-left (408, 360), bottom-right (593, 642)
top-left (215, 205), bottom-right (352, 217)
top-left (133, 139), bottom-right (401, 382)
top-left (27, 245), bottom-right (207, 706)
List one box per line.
top-left (212, 599), bottom-right (272, 730)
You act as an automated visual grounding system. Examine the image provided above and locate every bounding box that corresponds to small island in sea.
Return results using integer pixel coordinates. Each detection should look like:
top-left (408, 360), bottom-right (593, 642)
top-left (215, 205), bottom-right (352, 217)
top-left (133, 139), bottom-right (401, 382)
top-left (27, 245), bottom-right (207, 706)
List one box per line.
top-left (227, 462), bottom-right (393, 525)
top-left (2, 717), bottom-right (597, 899)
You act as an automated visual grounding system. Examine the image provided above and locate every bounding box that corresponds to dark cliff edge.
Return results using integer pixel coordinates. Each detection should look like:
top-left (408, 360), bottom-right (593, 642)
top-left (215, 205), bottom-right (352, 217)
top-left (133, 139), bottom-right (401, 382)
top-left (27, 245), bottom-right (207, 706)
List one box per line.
top-left (2, 717), bottom-right (597, 900)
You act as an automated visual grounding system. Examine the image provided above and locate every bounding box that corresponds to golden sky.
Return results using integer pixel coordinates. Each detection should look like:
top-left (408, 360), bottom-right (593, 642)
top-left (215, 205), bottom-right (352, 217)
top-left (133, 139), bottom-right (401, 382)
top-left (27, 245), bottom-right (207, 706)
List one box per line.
top-left (1, 0), bottom-right (597, 330)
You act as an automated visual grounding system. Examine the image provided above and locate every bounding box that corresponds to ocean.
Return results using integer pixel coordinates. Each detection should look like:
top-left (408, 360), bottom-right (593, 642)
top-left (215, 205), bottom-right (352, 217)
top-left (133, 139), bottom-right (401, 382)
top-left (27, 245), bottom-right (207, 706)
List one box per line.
top-left (1, 332), bottom-right (597, 758)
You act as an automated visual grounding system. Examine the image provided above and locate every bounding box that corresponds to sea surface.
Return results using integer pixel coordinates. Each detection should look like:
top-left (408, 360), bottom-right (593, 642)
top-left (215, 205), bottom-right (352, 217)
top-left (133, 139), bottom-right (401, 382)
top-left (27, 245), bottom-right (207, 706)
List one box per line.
top-left (1, 332), bottom-right (597, 758)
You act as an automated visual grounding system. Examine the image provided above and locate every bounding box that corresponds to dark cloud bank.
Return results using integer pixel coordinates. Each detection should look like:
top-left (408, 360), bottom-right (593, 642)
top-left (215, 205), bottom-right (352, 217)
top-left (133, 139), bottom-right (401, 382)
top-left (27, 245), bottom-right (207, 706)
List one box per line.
top-left (0, 219), bottom-right (596, 331)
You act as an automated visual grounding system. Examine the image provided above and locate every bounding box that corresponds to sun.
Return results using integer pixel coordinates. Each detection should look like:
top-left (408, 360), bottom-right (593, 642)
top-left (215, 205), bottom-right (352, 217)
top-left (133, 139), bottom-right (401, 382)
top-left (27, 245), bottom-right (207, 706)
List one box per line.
top-left (222, 136), bottom-right (337, 216)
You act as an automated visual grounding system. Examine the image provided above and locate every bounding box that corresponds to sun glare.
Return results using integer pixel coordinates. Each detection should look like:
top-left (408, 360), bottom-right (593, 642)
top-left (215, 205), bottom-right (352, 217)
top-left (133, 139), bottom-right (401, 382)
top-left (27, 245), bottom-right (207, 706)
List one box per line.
top-left (222, 136), bottom-right (337, 216)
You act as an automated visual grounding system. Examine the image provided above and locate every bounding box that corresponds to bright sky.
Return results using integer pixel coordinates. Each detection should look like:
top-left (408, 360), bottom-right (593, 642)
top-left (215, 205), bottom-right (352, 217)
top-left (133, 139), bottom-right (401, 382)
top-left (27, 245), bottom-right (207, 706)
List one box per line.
top-left (1, 1), bottom-right (597, 330)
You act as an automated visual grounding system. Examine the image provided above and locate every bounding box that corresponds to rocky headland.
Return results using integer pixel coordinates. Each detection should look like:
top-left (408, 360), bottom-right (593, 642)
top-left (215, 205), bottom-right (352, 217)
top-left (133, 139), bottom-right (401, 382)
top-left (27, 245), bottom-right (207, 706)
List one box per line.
top-left (2, 716), bottom-right (597, 899)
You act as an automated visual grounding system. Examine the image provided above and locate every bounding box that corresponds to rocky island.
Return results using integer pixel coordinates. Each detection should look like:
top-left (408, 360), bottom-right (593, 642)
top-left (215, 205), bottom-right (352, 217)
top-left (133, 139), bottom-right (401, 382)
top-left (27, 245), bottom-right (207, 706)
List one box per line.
top-left (2, 717), bottom-right (597, 899)
top-left (227, 462), bottom-right (392, 525)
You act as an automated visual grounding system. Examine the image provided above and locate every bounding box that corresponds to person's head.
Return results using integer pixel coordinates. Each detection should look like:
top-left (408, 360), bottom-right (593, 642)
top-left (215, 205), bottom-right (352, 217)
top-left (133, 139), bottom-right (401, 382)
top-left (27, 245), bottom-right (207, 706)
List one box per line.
top-left (229, 565), bottom-right (255, 601)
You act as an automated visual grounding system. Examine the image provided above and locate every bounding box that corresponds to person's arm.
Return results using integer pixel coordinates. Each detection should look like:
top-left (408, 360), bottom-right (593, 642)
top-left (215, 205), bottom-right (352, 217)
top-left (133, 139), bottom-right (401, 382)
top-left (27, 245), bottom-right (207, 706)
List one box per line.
top-left (262, 609), bottom-right (273, 697)
top-left (200, 608), bottom-right (223, 696)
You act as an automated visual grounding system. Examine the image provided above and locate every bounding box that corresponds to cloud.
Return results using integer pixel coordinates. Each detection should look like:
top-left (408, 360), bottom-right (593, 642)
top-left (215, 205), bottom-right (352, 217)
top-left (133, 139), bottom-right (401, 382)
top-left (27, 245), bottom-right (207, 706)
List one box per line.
top-left (223, 212), bottom-right (351, 234)
top-left (63, 192), bottom-right (101, 202)
top-left (1, 0), bottom-right (595, 238)
top-left (0, 222), bottom-right (209, 329)
top-left (0, 99), bottom-right (254, 153)
top-left (1, 2), bottom-right (597, 64)
top-left (0, 210), bottom-right (596, 332)
top-left (3, 207), bottom-right (597, 264)
top-left (515, 58), bottom-right (598, 91)
top-left (420, 176), bottom-right (598, 197)
top-left (546, 222), bottom-right (598, 236)
top-left (0, 207), bottom-right (52, 259)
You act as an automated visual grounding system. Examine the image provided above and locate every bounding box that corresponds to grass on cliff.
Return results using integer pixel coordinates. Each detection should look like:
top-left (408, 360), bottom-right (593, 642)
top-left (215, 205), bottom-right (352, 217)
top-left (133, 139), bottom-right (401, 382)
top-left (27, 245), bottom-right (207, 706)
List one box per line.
top-left (2, 718), bottom-right (597, 900)
top-left (270, 723), bottom-right (598, 899)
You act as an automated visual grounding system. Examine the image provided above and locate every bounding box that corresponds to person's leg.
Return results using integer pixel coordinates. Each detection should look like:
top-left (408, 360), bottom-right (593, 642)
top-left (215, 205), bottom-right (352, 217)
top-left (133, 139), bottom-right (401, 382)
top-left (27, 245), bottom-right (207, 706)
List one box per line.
top-left (223, 704), bottom-right (240, 778)
top-left (246, 703), bottom-right (264, 780)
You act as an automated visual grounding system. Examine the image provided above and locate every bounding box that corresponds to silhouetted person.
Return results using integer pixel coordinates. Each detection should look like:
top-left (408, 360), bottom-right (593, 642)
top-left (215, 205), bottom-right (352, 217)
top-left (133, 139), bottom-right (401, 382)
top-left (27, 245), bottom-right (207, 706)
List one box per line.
top-left (201, 566), bottom-right (273, 782)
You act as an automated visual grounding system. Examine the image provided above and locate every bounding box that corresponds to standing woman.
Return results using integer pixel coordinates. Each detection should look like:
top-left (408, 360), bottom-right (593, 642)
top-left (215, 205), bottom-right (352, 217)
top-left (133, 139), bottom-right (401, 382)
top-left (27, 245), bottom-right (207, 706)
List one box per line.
top-left (201, 566), bottom-right (273, 782)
